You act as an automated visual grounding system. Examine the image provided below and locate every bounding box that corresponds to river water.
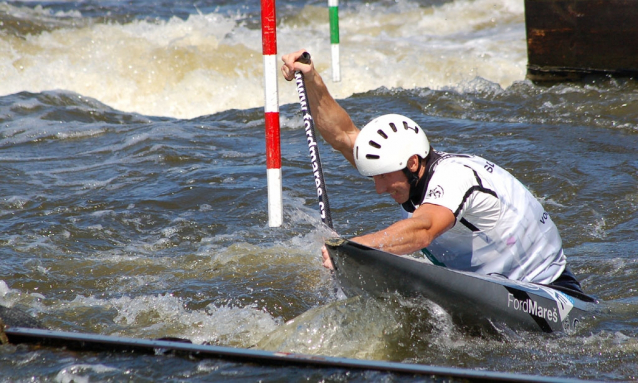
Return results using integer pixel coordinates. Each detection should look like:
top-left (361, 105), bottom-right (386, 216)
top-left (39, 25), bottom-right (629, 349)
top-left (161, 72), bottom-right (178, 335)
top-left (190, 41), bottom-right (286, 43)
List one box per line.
top-left (0, 0), bottom-right (637, 381)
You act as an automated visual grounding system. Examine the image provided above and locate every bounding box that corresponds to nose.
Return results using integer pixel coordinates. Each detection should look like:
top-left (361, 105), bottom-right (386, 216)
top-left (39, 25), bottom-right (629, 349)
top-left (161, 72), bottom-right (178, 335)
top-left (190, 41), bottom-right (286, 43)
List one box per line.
top-left (373, 176), bottom-right (386, 194)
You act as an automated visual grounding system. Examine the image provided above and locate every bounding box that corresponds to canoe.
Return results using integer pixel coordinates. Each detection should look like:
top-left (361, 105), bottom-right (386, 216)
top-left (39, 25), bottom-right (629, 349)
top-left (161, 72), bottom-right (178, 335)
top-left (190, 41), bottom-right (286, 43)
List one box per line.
top-left (325, 238), bottom-right (597, 333)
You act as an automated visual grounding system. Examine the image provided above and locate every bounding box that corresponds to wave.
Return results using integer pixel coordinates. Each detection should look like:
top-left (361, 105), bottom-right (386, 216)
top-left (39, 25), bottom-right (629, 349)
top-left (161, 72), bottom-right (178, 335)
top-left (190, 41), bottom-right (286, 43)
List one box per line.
top-left (0, 0), bottom-right (526, 119)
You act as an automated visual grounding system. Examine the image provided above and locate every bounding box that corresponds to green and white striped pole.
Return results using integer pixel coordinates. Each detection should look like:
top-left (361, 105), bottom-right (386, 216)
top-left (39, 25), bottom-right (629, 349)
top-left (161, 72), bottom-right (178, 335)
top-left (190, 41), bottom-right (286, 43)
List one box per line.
top-left (328, 0), bottom-right (340, 82)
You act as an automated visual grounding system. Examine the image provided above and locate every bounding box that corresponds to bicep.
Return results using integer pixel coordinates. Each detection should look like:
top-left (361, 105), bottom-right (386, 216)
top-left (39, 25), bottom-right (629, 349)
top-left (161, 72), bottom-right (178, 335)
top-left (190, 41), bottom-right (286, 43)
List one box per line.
top-left (422, 164), bottom-right (479, 220)
top-left (305, 71), bottom-right (359, 166)
top-left (316, 113), bottom-right (358, 166)
top-left (412, 203), bottom-right (455, 241)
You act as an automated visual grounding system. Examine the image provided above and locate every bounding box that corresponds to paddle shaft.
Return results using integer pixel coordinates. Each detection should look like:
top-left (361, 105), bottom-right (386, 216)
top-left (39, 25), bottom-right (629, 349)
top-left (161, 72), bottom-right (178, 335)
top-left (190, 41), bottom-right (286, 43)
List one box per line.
top-left (294, 53), bottom-right (334, 229)
top-left (3, 327), bottom-right (578, 382)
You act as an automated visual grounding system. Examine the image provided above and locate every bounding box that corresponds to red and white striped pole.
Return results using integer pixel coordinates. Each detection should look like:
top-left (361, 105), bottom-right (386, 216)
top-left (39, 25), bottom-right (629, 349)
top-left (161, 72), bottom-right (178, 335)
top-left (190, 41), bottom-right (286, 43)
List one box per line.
top-left (261, 0), bottom-right (283, 227)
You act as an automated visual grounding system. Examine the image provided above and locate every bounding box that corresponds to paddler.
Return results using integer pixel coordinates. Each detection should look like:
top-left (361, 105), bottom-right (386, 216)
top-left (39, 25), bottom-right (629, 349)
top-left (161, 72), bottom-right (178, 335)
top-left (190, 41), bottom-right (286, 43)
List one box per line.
top-left (281, 49), bottom-right (583, 293)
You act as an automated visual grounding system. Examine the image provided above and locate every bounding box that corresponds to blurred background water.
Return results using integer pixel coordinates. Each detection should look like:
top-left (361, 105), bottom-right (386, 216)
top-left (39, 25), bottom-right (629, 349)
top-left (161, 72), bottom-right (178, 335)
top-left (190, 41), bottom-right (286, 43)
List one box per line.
top-left (0, 0), bottom-right (637, 381)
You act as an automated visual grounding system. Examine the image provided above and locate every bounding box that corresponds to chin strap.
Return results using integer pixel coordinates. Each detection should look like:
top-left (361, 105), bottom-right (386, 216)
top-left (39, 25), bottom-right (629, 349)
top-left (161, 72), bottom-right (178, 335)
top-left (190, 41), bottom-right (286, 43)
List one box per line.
top-left (401, 147), bottom-right (441, 213)
top-left (401, 163), bottom-right (421, 189)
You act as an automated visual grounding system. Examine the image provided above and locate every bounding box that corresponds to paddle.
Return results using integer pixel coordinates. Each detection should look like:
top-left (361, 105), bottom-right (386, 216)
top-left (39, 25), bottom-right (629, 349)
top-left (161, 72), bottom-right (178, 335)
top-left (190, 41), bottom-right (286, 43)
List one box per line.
top-left (294, 52), bottom-right (334, 229)
top-left (1, 327), bottom-right (571, 381)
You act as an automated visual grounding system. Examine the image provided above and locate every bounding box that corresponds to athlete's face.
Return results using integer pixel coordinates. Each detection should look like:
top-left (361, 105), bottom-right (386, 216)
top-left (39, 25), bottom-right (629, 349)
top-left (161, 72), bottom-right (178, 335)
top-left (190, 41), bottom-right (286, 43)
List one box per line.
top-left (372, 170), bottom-right (410, 204)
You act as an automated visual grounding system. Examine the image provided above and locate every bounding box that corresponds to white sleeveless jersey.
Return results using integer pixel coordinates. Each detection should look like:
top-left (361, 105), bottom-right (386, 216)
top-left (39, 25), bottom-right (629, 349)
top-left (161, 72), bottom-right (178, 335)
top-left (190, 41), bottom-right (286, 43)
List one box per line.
top-left (401, 153), bottom-right (566, 284)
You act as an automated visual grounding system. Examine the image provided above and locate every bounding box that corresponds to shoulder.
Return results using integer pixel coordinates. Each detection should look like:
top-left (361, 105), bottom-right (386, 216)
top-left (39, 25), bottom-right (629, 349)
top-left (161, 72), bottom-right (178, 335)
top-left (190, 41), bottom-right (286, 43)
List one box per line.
top-left (422, 154), bottom-right (497, 209)
top-left (429, 157), bottom-right (478, 186)
top-left (422, 166), bottom-right (476, 209)
top-left (432, 153), bottom-right (509, 186)
top-left (433, 153), bottom-right (489, 170)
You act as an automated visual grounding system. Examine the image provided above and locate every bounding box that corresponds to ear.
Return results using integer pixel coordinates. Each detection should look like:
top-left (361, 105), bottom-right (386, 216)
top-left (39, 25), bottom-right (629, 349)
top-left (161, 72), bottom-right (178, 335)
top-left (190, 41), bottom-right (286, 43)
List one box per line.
top-left (407, 155), bottom-right (420, 172)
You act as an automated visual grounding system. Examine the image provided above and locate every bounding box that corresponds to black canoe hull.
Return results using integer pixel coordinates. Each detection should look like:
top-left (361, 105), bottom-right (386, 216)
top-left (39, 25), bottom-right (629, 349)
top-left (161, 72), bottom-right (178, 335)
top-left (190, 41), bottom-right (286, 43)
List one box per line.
top-left (325, 238), bottom-right (597, 333)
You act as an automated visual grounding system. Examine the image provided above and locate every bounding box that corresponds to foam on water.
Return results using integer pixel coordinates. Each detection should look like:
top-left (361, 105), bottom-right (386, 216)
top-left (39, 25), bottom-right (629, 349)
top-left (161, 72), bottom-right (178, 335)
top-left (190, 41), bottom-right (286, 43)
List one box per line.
top-left (0, 187), bottom-right (340, 346)
top-left (55, 364), bottom-right (119, 383)
top-left (96, 293), bottom-right (281, 346)
top-left (0, 0), bottom-right (527, 119)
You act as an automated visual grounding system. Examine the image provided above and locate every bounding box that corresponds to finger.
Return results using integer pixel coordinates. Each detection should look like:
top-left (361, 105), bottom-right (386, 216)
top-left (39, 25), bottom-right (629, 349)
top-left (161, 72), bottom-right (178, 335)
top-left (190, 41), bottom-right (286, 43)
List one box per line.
top-left (282, 49), bottom-right (312, 75)
top-left (281, 64), bottom-right (293, 81)
top-left (322, 258), bottom-right (334, 270)
top-left (282, 49), bottom-right (308, 65)
top-left (281, 50), bottom-right (301, 72)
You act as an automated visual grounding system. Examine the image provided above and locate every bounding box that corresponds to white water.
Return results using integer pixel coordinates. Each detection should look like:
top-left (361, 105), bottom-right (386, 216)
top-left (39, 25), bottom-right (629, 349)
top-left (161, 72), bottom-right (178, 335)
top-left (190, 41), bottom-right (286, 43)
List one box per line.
top-left (0, 0), bottom-right (526, 119)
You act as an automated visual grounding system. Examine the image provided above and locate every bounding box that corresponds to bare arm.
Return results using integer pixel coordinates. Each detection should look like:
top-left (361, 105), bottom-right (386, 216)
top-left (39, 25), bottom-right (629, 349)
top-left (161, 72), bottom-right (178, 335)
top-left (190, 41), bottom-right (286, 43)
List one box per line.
top-left (352, 203), bottom-right (455, 255)
top-left (281, 49), bottom-right (359, 166)
top-left (321, 203), bottom-right (455, 269)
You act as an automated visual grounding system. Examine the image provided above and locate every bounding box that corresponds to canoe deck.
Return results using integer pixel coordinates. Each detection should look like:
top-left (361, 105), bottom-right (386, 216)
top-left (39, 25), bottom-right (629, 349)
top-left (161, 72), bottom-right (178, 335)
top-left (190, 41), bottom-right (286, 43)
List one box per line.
top-left (325, 238), bottom-right (597, 333)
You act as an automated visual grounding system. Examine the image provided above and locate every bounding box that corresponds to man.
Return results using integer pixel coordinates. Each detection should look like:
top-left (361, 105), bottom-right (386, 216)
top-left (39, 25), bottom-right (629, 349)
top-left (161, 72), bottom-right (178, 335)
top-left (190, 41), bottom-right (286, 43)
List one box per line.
top-left (281, 49), bottom-right (582, 292)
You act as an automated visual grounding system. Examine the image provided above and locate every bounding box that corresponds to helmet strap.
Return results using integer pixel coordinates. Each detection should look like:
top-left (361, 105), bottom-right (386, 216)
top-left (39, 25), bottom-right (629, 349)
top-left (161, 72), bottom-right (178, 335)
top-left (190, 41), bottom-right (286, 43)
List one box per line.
top-left (401, 148), bottom-right (439, 212)
top-left (402, 153), bottom-right (425, 188)
top-left (402, 163), bottom-right (421, 189)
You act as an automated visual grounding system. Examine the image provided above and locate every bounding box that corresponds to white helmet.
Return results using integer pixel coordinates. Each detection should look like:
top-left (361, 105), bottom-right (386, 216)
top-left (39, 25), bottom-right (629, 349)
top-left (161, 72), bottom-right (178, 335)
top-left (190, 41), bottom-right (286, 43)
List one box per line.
top-left (353, 114), bottom-right (430, 177)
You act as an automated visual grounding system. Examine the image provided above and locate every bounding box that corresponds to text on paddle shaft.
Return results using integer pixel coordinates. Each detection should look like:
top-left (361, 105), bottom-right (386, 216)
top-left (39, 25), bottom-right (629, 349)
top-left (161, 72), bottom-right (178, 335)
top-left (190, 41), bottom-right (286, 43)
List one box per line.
top-left (507, 293), bottom-right (559, 323)
top-left (296, 73), bottom-right (327, 219)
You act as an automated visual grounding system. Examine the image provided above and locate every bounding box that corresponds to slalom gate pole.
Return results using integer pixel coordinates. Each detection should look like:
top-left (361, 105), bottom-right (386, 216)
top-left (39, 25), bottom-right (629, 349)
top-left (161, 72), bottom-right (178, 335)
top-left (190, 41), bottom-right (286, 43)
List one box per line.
top-left (261, 0), bottom-right (283, 227)
top-left (294, 53), bottom-right (334, 229)
top-left (328, 0), bottom-right (340, 82)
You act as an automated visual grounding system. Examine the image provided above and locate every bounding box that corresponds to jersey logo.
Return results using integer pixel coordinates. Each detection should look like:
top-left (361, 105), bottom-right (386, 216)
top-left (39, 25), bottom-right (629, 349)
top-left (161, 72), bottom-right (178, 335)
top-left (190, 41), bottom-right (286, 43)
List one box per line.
top-left (484, 161), bottom-right (495, 173)
top-left (427, 185), bottom-right (444, 199)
